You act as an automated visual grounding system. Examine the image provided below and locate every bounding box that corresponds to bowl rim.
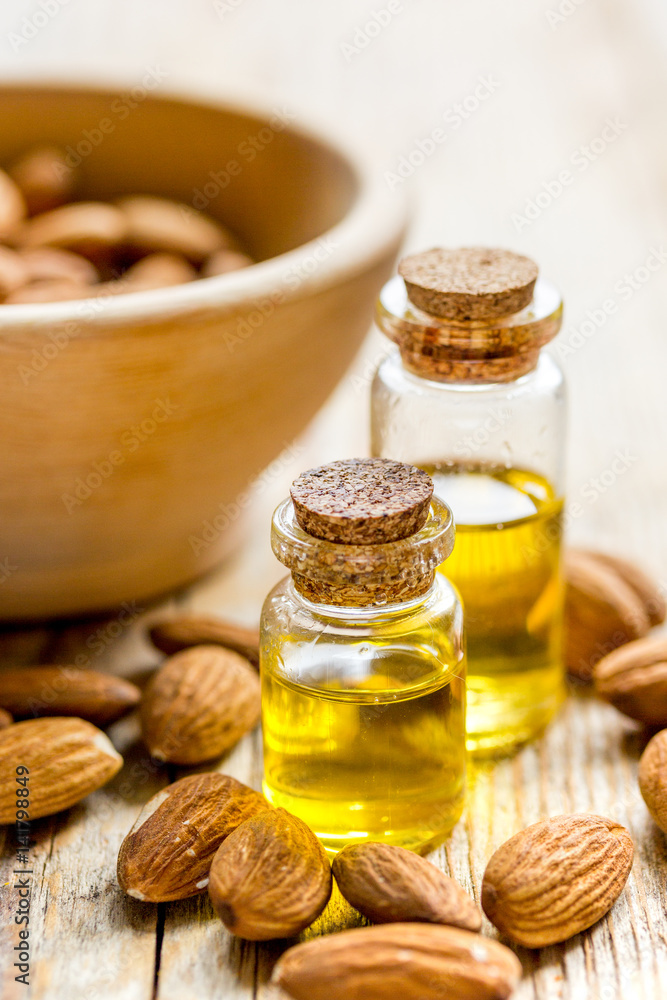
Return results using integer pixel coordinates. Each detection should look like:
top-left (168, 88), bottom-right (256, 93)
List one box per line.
top-left (0, 81), bottom-right (409, 332)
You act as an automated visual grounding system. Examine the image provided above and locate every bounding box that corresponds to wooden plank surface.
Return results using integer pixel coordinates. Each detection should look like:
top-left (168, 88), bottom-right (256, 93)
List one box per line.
top-left (2, 0), bottom-right (667, 996)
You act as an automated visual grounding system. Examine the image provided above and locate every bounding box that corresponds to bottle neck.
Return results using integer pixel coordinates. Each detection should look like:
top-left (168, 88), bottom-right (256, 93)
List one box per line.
top-left (286, 575), bottom-right (439, 619)
top-left (290, 567), bottom-right (435, 608)
top-left (376, 275), bottom-right (563, 386)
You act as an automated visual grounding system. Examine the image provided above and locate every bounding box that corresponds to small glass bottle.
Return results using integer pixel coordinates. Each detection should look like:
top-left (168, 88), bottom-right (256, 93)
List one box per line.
top-left (260, 458), bottom-right (465, 854)
top-left (371, 248), bottom-right (566, 755)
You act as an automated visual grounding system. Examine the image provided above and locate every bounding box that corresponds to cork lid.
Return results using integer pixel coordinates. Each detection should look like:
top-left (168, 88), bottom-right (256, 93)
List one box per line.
top-left (290, 458), bottom-right (434, 545)
top-left (399, 247), bottom-right (538, 321)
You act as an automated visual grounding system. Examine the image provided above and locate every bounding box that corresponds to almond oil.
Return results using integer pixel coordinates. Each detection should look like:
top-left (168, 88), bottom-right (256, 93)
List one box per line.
top-left (262, 636), bottom-right (465, 854)
top-left (423, 462), bottom-right (565, 753)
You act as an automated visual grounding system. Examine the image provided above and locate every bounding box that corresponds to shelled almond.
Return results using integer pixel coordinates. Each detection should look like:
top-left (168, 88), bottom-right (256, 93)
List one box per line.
top-left (117, 773), bottom-right (268, 902)
top-left (141, 644), bottom-right (260, 764)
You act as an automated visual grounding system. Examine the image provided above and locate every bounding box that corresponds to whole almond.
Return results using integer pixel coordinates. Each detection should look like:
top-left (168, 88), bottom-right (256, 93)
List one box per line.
top-left (202, 249), bottom-right (254, 278)
top-left (0, 708), bottom-right (13, 729)
top-left (141, 645), bottom-right (260, 764)
top-left (0, 666), bottom-right (140, 727)
top-left (149, 615), bottom-right (259, 666)
top-left (0, 717), bottom-right (122, 822)
top-left (332, 842), bottom-right (481, 931)
top-left (565, 550), bottom-right (650, 680)
top-left (18, 201), bottom-right (127, 263)
top-left (208, 808), bottom-right (331, 939)
top-left (577, 549), bottom-right (666, 627)
top-left (0, 246), bottom-right (28, 298)
top-left (123, 252), bottom-right (196, 290)
top-left (19, 246), bottom-right (99, 285)
top-left (5, 278), bottom-right (89, 304)
top-left (639, 729), bottom-right (667, 833)
top-left (8, 145), bottom-right (76, 215)
top-left (0, 168), bottom-right (27, 240)
top-left (482, 813), bottom-right (633, 947)
top-left (272, 923), bottom-right (522, 1000)
top-left (594, 636), bottom-right (667, 725)
top-left (117, 772), bottom-right (268, 902)
top-left (117, 195), bottom-right (234, 263)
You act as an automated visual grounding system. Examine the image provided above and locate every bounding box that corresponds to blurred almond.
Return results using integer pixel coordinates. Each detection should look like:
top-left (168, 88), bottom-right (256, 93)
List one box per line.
top-left (8, 145), bottom-right (76, 215)
top-left (0, 717), bottom-right (122, 822)
top-left (124, 251), bottom-right (196, 289)
top-left (19, 246), bottom-right (99, 285)
top-left (118, 195), bottom-right (235, 263)
top-left (208, 807), bottom-right (331, 940)
top-left (17, 201), bottom-right (127, 263)
top-left (149, 615), bottom-right (259, 666)
top-left (332, 841), bottom-right (481, 931)
top-left (272, 923), bottom-right (522, 1000)
top-left (0, 168), bottom-right (27, 240)
top-left (0, 246), bottom-right (28, 298)
top-left (117, 772), bottom-right (268, 902)
top-left (141, 644), bottom-right (260, 764)
top-left (577, 550), bottom-right (666, 627)
top-left (202, 249), bottom-right (254, 278)
top-left (565, 549), bottom-right (650, 680)
top-left (482, 813), bottom-right (633, 947)
top-left (5, 278), bottom-right (88, 304)
top-left (0, 708), bottom-right (13, 730)
top-left (0, 666), bottom-right (140, 727)
top-left (594, 636), bottom-right (667, 725)
top-left (639, 729), bottom-right (667, 833)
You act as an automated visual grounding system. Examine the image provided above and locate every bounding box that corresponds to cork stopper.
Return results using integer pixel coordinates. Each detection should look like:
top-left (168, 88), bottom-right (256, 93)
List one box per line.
top-left (290, 458), bottom-right (433, 545)
top-left (399, 247), bottom-right (538, 321)
top-left (376, 250), bottom-right (563, 384)
top-left (271, 493), bottom-right (454, 608)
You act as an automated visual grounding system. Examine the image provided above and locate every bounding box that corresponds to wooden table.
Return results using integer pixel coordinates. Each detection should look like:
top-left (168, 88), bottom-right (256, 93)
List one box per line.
top-left (1, 0), bottom-right (667, 996)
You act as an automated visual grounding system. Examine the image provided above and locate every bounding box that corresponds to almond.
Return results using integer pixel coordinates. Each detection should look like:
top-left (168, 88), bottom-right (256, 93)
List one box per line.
top-left (0, 246), bottom-right (28, 298)
top-left (332, 842), bottom-right (481, 931)
top-left (19, 246), bottom-right (99, 285)
top-left (638, 729), bottom-right (667, 833)
top-left (123, 252), bottom-right (197, 290)
top-left (0, 708), bottom-right (13, 729)
top-left (8, 145), bottom-right (76, 215)
top-left (564, 549), bottom-right (650, 680)
top-left (201, 249), bottom-right (254, 278)
top-left (117, 772), bottom-right (268, 902)
top-left (594, 636), bottom-right (667, 725)
top-left (482, 813), bottom-right (633, 947)
top-left (117, 195), bottom-right (235, 263)
top-left (272, 923), bottom-right (522, 1000)
top-left (0, 168), bottom-right (27, 240)
top-left (0, 717), bottom-right (123, 822)
top-left (0, 666), bottom-right (140, 727)
top-left (141, 645), bottom-right (260, 764)
top-left (5, 278), bottom-right (89, 304)
top-left (17, 201), bottom-right (127, 263)
top-left (577, 549), bottom-right (666, 627)
top-left (208, 807), bottom-right (331, 939)
top-left (148, 615), bottom-right (259, 667)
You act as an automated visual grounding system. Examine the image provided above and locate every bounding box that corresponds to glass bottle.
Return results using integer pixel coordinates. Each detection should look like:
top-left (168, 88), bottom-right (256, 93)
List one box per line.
top-left (260, 458), bottom-right (465, 854)
top-left (371, 248), bottom-right (566, 755)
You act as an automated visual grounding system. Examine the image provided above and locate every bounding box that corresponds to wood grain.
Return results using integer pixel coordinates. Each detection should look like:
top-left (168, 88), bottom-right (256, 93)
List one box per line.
top-left (1, 0), bottom-right (667, 996)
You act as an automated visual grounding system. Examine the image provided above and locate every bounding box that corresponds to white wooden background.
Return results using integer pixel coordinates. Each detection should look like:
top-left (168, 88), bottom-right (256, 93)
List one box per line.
top-left (1, 1), bottom-right (667, 997)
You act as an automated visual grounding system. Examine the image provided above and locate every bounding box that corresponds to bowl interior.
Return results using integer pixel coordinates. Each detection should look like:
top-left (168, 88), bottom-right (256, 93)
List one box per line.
top-left (0, 85), bottom-right (359, 262)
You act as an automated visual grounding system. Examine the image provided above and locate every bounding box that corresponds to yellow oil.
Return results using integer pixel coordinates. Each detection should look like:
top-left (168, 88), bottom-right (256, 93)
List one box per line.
top-left (261, 645), bottom-right (465, 854)
top-left (422, 463), bottom-right (565, 755)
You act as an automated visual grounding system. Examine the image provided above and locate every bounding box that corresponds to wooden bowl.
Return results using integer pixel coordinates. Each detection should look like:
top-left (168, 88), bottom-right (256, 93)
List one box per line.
top-left (0, 84), bottom-right (407, 620)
